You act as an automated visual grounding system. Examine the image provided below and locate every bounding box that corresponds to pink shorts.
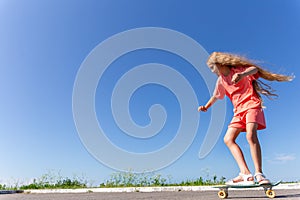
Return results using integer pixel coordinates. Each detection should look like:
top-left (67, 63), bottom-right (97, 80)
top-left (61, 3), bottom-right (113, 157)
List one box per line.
top-left (228, 108), bottom-right (266, 132)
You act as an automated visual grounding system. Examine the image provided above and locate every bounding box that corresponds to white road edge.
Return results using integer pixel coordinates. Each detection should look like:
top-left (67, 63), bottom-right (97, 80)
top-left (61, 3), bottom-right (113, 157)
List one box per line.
top-left (22, 183), bottom-right (300, 194)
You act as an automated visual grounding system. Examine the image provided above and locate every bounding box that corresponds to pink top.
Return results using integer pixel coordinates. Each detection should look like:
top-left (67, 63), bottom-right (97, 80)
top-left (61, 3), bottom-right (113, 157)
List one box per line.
top-left (213, 66), bottom-right (261, 114)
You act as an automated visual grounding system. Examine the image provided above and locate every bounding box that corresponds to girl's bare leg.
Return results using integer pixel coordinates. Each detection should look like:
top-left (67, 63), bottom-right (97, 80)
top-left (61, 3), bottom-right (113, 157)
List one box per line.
top-left (246, 123), bottom-right (262, 174)
top-left (224, 127), bottom-right (252, 176)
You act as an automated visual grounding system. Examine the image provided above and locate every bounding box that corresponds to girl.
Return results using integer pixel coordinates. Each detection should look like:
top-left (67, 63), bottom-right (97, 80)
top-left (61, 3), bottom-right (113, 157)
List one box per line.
top-left (198, 52), bottom-right (293, 186)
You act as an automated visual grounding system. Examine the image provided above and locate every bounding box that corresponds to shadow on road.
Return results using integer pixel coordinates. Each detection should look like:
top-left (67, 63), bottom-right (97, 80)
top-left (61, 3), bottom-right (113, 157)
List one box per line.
top-left (276, 193), bottom-right (300, 198)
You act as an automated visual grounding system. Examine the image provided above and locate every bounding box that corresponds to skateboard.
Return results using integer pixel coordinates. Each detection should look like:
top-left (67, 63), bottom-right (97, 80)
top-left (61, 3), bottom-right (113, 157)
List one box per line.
top-left (214, 180), bottom-right (281, 199)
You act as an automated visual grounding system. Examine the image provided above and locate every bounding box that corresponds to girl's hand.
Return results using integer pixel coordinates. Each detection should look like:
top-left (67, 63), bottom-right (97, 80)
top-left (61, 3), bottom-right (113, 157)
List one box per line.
top-left (198, 106), bottom-right (207, 112)
top-left (231, 73), bottom-right (244, 84)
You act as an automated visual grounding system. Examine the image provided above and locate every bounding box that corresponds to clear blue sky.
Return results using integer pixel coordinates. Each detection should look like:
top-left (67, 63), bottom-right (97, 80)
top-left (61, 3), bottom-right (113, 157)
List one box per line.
top-left (1, 0), bottom-right (299, 185)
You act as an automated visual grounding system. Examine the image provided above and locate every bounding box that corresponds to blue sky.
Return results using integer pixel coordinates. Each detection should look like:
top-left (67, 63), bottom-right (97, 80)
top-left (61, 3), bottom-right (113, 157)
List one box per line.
top-left (1, 0), bottom-right (300, 185)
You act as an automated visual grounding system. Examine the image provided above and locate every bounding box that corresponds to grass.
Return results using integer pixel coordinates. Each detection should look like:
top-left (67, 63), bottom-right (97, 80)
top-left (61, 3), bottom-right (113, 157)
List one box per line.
top-left (19, 177), bottom-right (87, 190)
top-left (2, 170), bottom-right (298, 190)
top-left (0, 170), bottom-right (88, 190)
top-left (100, 171), bottom-right (226, 188)
top-left (1, 170), bottom-right (226, 190)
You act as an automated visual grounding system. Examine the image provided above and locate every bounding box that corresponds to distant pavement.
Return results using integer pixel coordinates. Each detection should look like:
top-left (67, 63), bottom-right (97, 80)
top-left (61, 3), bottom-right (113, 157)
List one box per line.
top-left (1, 184), bottom-right (300, 200)
top-left (1, 189), bottom-right (300, 200)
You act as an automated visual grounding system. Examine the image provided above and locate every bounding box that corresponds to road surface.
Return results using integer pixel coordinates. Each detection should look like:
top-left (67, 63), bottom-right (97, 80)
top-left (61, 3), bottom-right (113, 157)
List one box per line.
top-left (1, 189), bottom-right (300, 200)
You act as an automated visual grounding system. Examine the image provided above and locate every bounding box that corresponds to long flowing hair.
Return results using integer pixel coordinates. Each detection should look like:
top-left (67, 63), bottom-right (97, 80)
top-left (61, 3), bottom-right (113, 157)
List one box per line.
top-left (207, 52), bottom-right (294, 99)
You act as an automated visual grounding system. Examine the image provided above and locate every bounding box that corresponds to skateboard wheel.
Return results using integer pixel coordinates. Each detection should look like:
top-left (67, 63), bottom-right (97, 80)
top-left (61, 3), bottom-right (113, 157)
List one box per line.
top-left (265, 189), bottom-right (276, 198)
top-left (218, 190), bottom-right (228, 199)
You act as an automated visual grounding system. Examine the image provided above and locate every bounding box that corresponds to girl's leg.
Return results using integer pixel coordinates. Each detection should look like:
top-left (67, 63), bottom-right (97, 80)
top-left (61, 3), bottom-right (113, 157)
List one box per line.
top-left (245, 123), bottom-right (262, 173)
top-left (224, 127), bottom-right (252, 177)
top-left (246, 122), bottom-right (270, 184)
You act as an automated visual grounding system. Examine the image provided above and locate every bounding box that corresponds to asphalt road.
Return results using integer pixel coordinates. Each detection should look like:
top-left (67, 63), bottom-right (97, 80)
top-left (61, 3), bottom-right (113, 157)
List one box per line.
top-left (1, 189), bottom-right (300, 200)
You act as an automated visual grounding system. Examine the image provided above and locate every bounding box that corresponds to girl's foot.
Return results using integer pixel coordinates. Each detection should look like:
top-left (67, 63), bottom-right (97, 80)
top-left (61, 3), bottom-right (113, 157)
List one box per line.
top-left (226, 173), bottom-right (255, 186)
top-left (255, 172), bottom-right (270, 185)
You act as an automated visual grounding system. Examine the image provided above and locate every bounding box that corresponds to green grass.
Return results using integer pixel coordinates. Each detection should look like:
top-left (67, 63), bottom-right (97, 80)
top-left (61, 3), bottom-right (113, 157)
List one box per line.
top-left (100, 171), bottom-right (226, 188)
top-left (3, 170), bottom-right (298, 190)
top-left (1, 170), bottom-right (226, 190)
top-left (0, 170), bottom-right (88, 190)
top-left (19, 178), bottom-right (87, 190)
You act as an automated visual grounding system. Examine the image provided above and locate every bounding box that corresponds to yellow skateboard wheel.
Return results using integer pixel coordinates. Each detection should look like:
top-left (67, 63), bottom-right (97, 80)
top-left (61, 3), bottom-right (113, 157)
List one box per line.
top-left (265, 189), bottom-right (276, 198)
top-left (218, 190), bottom-right (228, 199)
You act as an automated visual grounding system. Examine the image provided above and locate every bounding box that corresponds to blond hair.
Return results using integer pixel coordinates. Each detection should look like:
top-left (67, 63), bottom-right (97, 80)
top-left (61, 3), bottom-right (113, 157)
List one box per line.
top-left (207, 52), bottom-right (294, 99)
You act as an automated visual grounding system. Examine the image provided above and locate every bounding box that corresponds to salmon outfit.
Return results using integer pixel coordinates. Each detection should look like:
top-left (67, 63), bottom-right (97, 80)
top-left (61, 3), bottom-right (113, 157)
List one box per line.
top-left (213, 66), bottom-right (266, 132)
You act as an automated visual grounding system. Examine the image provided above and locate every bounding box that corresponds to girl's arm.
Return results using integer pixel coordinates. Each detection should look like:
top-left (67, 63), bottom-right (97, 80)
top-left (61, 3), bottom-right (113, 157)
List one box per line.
top-left (232, 66), bottom-right (258, 84)
top-left (198, 96), bottom-right (218, 112)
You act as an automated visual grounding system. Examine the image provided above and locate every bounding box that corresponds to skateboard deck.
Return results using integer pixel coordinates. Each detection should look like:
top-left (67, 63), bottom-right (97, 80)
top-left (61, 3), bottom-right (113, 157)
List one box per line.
top-left (214, 180), bottom-right (281, 199)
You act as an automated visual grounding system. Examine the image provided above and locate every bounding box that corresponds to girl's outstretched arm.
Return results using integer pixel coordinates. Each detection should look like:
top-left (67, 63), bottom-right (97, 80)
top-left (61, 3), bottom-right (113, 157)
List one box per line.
top-left (232, 66), bottom-right (258, 84)
top-left (198, 96), bottom-right (218, 112)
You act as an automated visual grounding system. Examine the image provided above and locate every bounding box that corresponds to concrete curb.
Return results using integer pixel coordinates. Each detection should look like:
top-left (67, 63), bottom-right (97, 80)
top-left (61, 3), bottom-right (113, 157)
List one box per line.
top-left (23, 183), bottom-right (300, 194)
